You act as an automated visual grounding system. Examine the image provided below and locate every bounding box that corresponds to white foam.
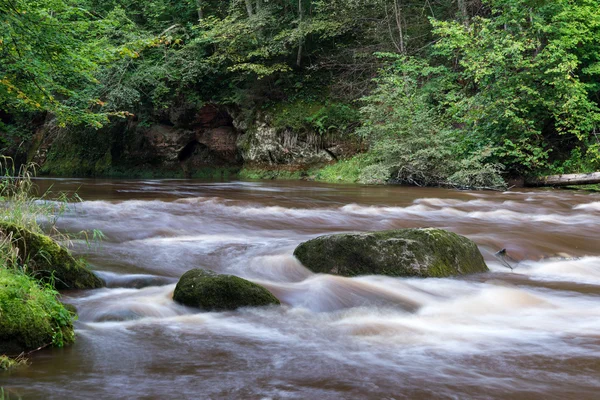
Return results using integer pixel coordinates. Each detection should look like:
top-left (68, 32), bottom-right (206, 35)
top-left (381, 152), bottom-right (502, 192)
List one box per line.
top-left (574, 201), bottom-right (600, 211)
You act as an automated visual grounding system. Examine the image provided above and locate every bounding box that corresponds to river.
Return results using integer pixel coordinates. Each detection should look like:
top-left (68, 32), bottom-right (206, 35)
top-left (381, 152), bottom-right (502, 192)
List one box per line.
top-left (2, 179), bottom-right (600, 399)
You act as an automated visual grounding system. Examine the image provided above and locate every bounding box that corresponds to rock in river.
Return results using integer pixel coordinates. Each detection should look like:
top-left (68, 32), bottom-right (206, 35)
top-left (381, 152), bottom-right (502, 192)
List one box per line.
top-left (293, 228), bottom-right (489, 278)
top-left (173, 269), bottom-right (280, 311)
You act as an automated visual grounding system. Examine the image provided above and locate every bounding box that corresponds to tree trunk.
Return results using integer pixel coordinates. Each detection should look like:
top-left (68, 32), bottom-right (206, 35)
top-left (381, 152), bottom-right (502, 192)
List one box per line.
top-left (245, 0), bottom-right (254, 17)
top-left (296, 0), bottom-right (304, 67)
top-left (525, 172), bottom-right (600, 187)
top-left (457, 0), bottom-right (469, 26)
top-left (196, 0), bottom-right (203, 21)
top-left (392, 0), bottom-right (406, 54)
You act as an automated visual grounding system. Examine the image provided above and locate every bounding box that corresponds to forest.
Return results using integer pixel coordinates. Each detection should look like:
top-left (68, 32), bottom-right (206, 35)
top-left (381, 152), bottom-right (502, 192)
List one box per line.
top-left (1, 0), bottom-right (599, 188)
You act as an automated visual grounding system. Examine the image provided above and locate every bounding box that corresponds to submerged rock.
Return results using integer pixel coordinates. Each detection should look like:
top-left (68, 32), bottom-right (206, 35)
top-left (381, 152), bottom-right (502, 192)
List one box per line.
top-left (0, 222), bottom-right (104, 290)
top-left (293, 228), bottom-right (489, 278)
top-left (173, 269), bottom-right (280, 311)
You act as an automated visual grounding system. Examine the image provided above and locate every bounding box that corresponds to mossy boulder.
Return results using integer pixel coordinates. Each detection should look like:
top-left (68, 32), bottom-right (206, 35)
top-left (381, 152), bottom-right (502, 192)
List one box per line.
top-left (0, 268), bottom-right (75, 355)
top-left (173, 269), bottom-right (280, 311)
top-left (0, 222), bottom-right (104, 290)
top-left (293, 228), bottom-right (489, 278)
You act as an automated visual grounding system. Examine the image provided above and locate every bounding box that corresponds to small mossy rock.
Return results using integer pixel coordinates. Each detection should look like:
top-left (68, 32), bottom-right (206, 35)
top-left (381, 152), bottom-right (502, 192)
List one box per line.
top-left (173, 269), bottom-right (280, 311)
top-left (0, 222), bottom-right (104, 290)
top-left (293, 228), bottom-right (489, 278)
top-left (0, 269), bottom-right (75, 355)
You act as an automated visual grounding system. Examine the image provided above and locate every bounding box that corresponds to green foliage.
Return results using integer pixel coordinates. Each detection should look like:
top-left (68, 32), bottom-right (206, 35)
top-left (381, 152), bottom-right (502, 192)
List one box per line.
top-left (432, 0), bottom-right (600, 172)
top-left (0, 158), bottom-right (67, 231)
top-left (270, 101), bottom-right (359, 136)
top-left (3, 0), bottom-right (599, 181)
top-left (356, 57), bottom-right (506, 188)
top-left (0, 0), bottom-right (142, 126)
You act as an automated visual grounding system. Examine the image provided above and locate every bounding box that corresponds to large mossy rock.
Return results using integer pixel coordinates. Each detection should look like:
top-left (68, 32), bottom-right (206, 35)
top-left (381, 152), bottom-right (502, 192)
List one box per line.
top-left (293, 228), bottom-right (489, 278)
top-left (0, 222), bottom-right (104, 290)
top-left (173, 269), bottom-right (280, 311)
top-left (0, 268), bottom-right (74, 355)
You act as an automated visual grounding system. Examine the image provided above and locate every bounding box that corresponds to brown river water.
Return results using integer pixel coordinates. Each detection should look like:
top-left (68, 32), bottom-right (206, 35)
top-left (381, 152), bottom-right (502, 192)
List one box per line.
top-left (2, 178), bottom-right (600, 399)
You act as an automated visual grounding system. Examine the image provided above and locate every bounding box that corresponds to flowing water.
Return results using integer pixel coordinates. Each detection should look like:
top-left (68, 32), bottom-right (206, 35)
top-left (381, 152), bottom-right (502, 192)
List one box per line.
top-left (2, 179), bottom-right (600, 399)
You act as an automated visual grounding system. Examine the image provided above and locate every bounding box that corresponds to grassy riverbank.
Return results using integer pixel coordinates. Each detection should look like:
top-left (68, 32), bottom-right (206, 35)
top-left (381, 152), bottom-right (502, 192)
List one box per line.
top-left (0, 163), bottom-right (87, 369)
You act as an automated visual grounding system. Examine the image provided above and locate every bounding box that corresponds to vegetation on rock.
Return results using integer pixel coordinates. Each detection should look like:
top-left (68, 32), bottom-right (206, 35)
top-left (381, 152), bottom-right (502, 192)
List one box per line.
top-left (0, 222), bottom-right (104, 290)
top-left (0, 161), bottom-right (100, 364)
top-left (173, 269), bottom-right (280, 311)
top-left (0, 268), bottom-right (75, 356)
top-left (294, 228), bottom-right (489, 278)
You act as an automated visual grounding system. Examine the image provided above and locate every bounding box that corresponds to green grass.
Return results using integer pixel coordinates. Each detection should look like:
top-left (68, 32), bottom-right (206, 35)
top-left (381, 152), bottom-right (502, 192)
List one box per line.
top-left (312, 155), bottom-right (369, 184)
top-left (237, 155), bottom-right (372, 184)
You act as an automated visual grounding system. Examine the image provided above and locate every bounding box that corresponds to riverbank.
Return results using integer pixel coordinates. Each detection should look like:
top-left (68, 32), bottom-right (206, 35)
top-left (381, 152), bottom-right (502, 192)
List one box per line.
top-left (0, 170), bottom-right (103, 369)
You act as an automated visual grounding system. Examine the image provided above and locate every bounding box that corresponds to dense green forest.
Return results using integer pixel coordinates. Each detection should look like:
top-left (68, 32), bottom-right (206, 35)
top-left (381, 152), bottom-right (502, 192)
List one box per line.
top-left (2, 0), bottom-right (600, 187)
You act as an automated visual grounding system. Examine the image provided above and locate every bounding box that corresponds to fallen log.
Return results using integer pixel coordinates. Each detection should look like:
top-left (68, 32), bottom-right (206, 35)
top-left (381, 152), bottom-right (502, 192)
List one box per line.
top-left (525, 172), bottom-right (600, 187)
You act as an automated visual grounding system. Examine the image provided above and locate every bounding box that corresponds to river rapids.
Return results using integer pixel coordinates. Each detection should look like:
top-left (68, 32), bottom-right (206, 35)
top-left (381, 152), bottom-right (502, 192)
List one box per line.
top-left (2, 179), bottom-right (600, 399)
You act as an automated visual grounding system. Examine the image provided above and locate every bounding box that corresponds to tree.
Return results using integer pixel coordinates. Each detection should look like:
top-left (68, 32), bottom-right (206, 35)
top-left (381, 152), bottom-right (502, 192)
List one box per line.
top-left (0, 0), bottom-right (134, 126)
top-left (432, 0), bottom-right (600, 172)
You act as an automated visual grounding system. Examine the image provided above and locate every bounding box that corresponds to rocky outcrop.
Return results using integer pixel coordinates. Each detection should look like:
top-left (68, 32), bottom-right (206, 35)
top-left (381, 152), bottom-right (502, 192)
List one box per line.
top-left (236, 120), bottom-right (337, 166)
top-left (0, 222), bottom-right (104, 290)
top-left (173, 269), bottom-right (280, 311)
top-left (33, 104), bottom-right (242, 177)
top-left (293, 228), bottom-right (489, 278)
top-left (26, 103), bottom-right (359, 177)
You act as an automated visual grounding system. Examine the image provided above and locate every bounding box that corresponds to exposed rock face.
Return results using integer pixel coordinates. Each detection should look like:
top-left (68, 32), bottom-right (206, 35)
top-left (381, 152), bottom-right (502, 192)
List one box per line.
top-left (28, 104), bottom-right (359, 177)
top-left (173, 269), bottom-right (280, 311)
top-left (34, 104), bottom-right (242, 176)
top-left (236, 120), bottom-right (336, 166)
top-left (293, 228), bottom-right (489, 278)
top-left (0, 222), bottom-right (104, 290)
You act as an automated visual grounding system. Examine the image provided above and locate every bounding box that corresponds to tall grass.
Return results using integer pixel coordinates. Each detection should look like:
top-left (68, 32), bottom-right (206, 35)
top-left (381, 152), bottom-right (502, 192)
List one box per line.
top-left (0, 156), bottom-right (72, 235)
top-left (0, 157), bottom-right (104, 255)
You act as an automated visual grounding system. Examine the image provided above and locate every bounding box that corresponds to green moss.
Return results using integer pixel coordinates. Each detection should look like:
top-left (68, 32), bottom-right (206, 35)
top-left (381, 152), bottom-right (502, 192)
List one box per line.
top-left (0, 268), bottom-right (75, 355)
top-left (0, 222), bottom-right (104, 290)
top-left (173, 269), bottom-right (280, 311)
top-left (41, 126), bottom-right (116, 177)
top-left (293, 228), bottom-right (489, 278)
